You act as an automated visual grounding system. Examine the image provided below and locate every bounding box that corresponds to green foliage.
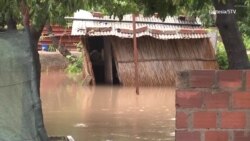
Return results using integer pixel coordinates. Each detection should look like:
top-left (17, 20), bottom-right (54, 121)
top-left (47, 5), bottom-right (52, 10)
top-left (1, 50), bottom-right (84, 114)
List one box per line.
top-left (47, 0), bottom-right (86, 25)
top-left (88, 0), bottom-right (139, 20)
top-left (65, 55), bottom-right (83, 74)
top-left (0, 0), bottom-right (21, 29)
top-left (48, 44), bottom-right (56, 52)
top-left (138, 0), bottom-right (177, 19)
top-left (237, 0), bottom-right (250, 35)
top-left (76, 41), bottom-right (83, 52)
top-left (243, 34), bottom-right (250, 50)
top-left (216, 41), bottom-right (229, 70)
top-left (216, 34), bottom-right (250, 69)
top-left (0, 0), bottom-right (86, 30)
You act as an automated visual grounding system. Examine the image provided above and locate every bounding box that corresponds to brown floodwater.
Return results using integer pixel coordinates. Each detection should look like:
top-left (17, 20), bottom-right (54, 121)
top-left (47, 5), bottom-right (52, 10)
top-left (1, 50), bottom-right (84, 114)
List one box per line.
top-left (41, 71), bottom-right (175, 141)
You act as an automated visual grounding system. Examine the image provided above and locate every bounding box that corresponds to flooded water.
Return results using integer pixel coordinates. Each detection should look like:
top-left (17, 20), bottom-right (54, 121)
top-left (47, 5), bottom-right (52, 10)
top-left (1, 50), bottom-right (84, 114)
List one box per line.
top-left (41, 72), bottom-right (175, 141)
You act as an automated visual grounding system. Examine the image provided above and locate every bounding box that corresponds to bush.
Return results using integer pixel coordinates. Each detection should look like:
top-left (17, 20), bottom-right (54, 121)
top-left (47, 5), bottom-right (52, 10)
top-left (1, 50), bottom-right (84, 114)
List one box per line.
top-left (216, 35), bottom-right (250, 70)
top-left (65, 55), bottom-right (83, 74)
top-left (216, 41), bottom-right (228, 70)
top-left (48, 44), bottom-right (56, 52)
top-left (243, 34), bottom-right (250, 50)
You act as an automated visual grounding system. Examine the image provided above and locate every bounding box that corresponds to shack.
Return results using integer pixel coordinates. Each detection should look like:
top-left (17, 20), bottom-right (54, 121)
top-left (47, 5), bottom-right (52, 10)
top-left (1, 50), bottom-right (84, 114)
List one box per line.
top-left (69, 10), bottom-right (218, 86)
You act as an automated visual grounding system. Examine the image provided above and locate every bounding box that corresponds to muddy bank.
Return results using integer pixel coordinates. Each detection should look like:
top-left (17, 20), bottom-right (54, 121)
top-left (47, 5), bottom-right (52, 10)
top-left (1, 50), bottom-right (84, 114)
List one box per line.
top-left (39, 51), bottom-right (81, 72)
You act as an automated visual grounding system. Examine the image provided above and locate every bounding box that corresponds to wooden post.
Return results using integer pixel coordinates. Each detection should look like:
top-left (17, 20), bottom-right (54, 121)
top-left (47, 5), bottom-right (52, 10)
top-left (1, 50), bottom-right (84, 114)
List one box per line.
top-left (209, 32), bottom-right (218, 53)
top-left (133, 14), bottom-right (139, 95)
top-left (81, 36), bottom-right (96, 85)
top-left (104, 37), bottom-right (113, 84)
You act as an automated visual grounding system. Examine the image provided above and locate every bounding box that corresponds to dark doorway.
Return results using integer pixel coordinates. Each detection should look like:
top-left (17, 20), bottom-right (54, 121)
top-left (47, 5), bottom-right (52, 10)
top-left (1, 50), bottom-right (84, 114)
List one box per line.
top-left (112, 55), bottom-right (120, 85)
top-left (87, 36), bottom-right (120, 85)
top-left (88, 36), bottom-right (105, 84)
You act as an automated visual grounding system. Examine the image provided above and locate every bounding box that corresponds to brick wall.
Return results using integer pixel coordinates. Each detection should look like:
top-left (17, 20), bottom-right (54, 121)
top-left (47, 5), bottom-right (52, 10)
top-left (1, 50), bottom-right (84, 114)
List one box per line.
top-left (176, 70), bottom-right (250, 141)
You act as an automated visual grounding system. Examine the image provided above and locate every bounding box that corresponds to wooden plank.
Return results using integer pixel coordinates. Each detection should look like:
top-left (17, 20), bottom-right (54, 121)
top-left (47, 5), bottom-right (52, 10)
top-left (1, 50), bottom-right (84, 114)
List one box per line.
top-left (133, 14), bottom-right (139, 95)
top-left (104, 37), bottom-right (113, 84)
top-left (81, 36), bottom-right (96, 85)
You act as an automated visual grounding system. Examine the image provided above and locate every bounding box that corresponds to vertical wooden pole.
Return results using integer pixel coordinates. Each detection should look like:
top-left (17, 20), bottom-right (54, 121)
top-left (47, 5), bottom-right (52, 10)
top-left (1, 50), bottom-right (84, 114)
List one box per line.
top-left (81, 36), bottom-right (96, 85)
top-left (133, 14), bottom-right (139, 95)
top-left (104, 37), bottom-right (113, 84)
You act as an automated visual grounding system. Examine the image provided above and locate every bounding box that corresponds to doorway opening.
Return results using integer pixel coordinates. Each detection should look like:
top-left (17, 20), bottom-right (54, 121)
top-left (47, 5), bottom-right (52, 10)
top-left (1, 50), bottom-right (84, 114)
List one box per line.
top-left (87, 36), bottom-right (120, 85)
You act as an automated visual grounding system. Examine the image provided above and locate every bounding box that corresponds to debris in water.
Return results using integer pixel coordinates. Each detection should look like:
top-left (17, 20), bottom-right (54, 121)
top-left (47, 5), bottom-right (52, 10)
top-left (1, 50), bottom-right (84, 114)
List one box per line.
top-left (169, 118), bottom-right (176, 121)
top-left (67, 136), bottom-right (75, 141)
top-left (74, 123), bottom-right (88, 128)
top-left (169, 132), bottom-right (175, 136)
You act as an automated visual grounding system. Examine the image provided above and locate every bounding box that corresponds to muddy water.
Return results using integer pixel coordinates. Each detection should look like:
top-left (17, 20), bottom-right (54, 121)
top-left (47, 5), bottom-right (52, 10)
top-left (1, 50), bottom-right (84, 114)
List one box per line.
top-left (41, 72), bottom-right (175, 141)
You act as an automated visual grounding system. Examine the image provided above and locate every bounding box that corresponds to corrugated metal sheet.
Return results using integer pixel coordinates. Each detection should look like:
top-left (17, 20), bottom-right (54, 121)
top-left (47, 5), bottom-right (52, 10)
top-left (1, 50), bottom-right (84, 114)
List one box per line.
top-left (70, 12), bottom-right (209, 40)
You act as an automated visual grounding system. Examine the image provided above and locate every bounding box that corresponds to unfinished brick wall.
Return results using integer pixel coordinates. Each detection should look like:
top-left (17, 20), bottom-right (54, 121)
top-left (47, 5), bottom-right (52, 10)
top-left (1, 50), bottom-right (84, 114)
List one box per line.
top-left (176, 70), bottom-right (250, 141)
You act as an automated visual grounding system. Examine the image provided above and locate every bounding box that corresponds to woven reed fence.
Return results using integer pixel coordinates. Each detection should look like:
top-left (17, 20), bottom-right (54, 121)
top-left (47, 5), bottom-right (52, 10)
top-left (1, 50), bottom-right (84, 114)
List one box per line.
top-left (109, 36), bottom-right (217, 86)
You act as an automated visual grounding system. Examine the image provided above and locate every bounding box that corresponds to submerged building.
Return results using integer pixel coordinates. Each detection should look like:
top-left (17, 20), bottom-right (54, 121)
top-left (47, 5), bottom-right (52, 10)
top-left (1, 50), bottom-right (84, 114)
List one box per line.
top-left (69, 10), bottom-right (218, 86)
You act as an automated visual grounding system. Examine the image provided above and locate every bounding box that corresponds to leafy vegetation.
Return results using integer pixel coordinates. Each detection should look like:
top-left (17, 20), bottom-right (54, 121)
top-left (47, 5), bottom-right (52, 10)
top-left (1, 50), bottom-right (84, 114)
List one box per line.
top-left (238, 0), bottom-right (250, 36)
top-left (216, 34), bottom-right (250, 69)
top-left (243, 34), bottom-right (250, 50)
top-left (76, 41), bottom-right (83, 52)
top-left (65, 55), bottom-right (83, 74)
top-left (216, 41), bottom-right (228, 69)
top-left (48, 44), bottom-right (56, 52)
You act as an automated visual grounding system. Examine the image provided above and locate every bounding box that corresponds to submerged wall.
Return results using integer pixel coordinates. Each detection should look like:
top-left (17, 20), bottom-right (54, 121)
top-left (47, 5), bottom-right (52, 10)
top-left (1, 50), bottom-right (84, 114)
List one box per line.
top-left (39, 51), bottom-right (81, 72)
top-left (176, 70), bottom-right (250, 141)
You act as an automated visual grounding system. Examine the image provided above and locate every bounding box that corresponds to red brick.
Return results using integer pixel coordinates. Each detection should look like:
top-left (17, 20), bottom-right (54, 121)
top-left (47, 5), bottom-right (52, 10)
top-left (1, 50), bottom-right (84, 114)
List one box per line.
top-left (189, 70), bottom-right (215, 88)
top-left (176, 130), bottom-right (200, 141)
top-left (176, 112), bottom-right (188, 129)
top-left (193, 112), bottom-right (217, 129)
top-left (205, 131), bottom-right (228, 141)
top-left (246, 71), bottom-right (250, 89)
top-left (218, 70), bottom-right (242, 89)
top-left (204, 91), bottom-right (230, 109)
top-left (176, 90), bottom-right (203, 108)
top-left (234, 131), bottom-right (250, 141)
top-left (221, 112), bottom-right (246, 129)
top-left (232, 91), bottom-right (250, 109)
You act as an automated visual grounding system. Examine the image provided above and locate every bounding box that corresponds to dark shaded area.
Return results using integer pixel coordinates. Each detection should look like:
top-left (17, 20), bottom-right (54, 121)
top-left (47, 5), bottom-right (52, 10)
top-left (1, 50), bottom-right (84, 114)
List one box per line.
top-left (112, 54), bottom-right (120, 85)
top-left (88, 36), bottom-right (120, 85)
top-left (88, 36), bottom-right (105, 84)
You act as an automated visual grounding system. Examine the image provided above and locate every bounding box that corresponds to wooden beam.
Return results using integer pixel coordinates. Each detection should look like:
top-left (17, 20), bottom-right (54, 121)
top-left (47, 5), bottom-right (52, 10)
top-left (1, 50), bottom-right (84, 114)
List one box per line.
top-left (133, 14), bottom-right (139, 95)
top-left (81, 36), bottom-right (96, 85)
top-left (104, 37), bottom-right (113, 84)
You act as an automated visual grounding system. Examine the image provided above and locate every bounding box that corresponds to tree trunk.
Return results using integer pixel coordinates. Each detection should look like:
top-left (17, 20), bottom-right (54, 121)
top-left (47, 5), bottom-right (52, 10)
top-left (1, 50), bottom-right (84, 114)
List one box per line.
top-left (20, 1), bottom-right (49, 140)
top-left (212, 0), bottom-right (250, 69)
top-left (30, 25), bottom-right (45, 95)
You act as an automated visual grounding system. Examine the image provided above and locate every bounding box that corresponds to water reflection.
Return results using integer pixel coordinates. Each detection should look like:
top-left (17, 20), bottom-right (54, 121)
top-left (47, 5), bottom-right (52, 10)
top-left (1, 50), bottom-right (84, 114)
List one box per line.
top-left (41, 72), bottom-right (175, 141)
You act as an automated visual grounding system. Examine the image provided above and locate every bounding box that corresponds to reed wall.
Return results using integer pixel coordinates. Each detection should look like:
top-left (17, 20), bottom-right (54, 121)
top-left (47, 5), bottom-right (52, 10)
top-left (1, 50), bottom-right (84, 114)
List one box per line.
top-left (110, 36), bottom-right (217, 86)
